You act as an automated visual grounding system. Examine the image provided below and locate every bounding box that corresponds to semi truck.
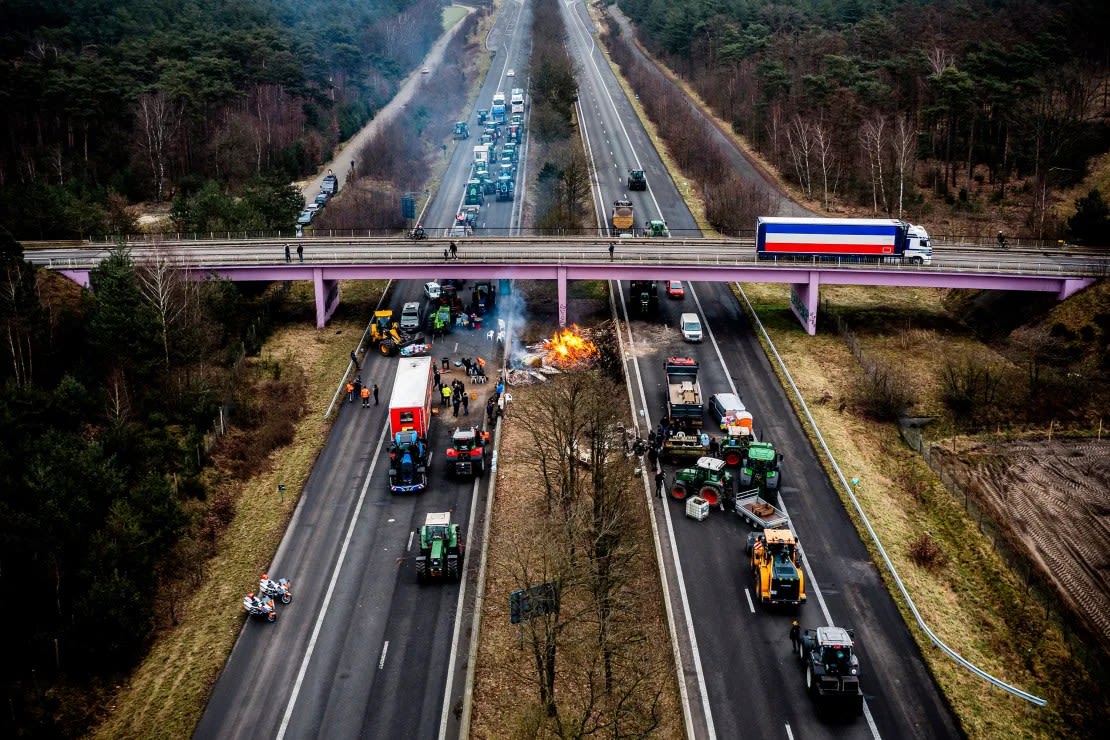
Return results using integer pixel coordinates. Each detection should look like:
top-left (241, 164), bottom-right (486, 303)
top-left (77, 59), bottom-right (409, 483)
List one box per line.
top-left (491, 92), bottom-right (507, 124)
top-left (510, 88), bottom-right (525, 115)
top-left (664, 356), bottom-right (703, 427)
top-left (756, 217), bottom-right (932, 265)
top-left (388, 356), bottom-right (435, 439)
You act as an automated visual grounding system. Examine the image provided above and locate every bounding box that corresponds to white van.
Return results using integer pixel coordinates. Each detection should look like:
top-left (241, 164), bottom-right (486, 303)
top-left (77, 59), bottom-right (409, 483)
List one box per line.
top-left (679, 312), bottom-right (703, 342)
top-left (400, 301), bottom-right (422, 331)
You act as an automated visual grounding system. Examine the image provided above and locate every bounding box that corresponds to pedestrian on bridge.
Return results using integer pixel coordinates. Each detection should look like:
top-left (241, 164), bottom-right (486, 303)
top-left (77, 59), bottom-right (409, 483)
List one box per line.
top-left (450, 241), bottom-right (458, 259)
top-left (285, 244), bottom-right (291, 263)
top-left (297, 244), bottom-right (304, 263)
top-left (609, 242), bottom-right (615, 261)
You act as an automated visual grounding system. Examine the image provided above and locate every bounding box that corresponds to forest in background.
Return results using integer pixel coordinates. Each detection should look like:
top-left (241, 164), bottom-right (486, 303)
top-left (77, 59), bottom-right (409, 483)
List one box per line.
top-left (616, 0), bottom-right (1110, 241)
top-left (0, 0), bottom-right (442, 239)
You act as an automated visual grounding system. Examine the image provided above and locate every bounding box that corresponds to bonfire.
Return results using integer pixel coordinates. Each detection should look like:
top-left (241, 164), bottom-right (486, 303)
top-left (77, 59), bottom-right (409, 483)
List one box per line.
top-left (545, 325), bottom-right (600, 369)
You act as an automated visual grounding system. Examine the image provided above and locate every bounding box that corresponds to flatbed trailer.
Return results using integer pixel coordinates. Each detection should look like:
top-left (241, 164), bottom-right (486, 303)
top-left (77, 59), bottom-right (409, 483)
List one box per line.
top-left (733, 489), bottom-right (789, 529)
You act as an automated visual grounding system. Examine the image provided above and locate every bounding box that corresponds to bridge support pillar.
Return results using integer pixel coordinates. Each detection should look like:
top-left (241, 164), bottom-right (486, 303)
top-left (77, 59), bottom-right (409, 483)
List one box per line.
top-left (313, 270), bottom-right (341, 328)
top-left (790, 272), bottom-right (820, 335)
top-left (1058, 278), bottom-right (1095, 300)
top-left (557, 266), bottom-right (568, 327)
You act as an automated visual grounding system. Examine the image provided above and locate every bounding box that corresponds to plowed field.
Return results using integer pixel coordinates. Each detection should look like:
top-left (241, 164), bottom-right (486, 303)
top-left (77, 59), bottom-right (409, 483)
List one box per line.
top-left (932, 439), bottom-right (1110, 653)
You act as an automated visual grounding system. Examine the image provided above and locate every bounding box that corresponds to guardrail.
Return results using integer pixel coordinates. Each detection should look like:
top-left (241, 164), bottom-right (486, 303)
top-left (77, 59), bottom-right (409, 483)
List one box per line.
top-left (735, 284), bottom-right (1048, 707)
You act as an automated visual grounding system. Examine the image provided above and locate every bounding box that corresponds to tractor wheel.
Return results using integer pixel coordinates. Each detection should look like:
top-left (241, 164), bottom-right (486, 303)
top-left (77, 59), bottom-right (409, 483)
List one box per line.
top-left (447, 557), bottom-right (459, 581)
top-left (475, 458), bottom-right (485, 477)
top-left (379, 340), bottom-right (396, 356)
top-left (670, 483), bottom-right (688, 500)
top-left (798, 641), bottom-right (806, 662)
top-left (698, 485), bottom-right (721, 507)
top-left (724, 450), bottom-right (742, 466)
top-left (416, 559), bottom-right (427, 584)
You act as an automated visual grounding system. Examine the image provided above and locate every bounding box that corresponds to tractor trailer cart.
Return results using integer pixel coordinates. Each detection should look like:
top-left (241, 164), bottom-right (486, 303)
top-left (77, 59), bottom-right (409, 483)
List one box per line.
top-left (756, 217), bottom-right (932, 265)
top-left (732, 489), bottom-right (789, 529)
top-left (664, 356), bottom-right (703, 427)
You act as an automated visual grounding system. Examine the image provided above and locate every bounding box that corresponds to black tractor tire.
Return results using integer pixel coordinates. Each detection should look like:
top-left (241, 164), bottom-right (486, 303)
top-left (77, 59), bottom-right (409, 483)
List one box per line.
top-left (447, 556), bottom-right (459, 581)
top-left (475, 458), bottom-right (485, 477)
top-left (379, 340), bottom-right (396, 356)
top-left (798, 641), bottom-right (807, 663)
top-left (416, 559), bottom-right (427, 584)
top-left (806, 664), bottom-right (816, 697)
top-left (670, 482), bottom-right (688, 500)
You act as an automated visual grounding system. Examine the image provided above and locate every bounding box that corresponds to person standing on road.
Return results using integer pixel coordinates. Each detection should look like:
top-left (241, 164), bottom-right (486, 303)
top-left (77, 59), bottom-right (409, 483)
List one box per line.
top-left (461, 392), bottom-right (469, 415)
top-left (353, 376), bottom-right (362, 403)
top-left (346, 380), bottom-right (354, 403)
top-left (441, 383), bottom-right (452, 407)
top-left (372, 383), bottom-right (379, 406)
top-left (360, 385), bottom-right (371, 408)
top-left (350, 350), bottom-right (360, 371)
top-left (655, 469), bottom-right (666, 498)
top-left (790, 620), bottom-right (801, 652)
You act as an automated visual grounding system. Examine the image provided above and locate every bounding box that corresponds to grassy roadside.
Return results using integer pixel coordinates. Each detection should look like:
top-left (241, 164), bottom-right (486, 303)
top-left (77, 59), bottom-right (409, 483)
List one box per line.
top-left (92, 281), bottom-right (382, 739)
top-left (737, 282), bottom-right (1103, 737)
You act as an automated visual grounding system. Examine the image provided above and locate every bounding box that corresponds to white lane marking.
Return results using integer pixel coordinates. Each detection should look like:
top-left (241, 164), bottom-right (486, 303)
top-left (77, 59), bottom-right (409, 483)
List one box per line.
top-left (785, 723), bottom-right (794, 740)
top-left (407, 530), bottom-right (415, 552)
top-left (744, 588), bottom-right (755, 614)
top-left (378, 641), bottom-right (390, 670)
top-left (616, 287), bottom-right (714, 737)
top-left (778, 493), bottom-right (881, 740)
top-left (275, 423), bottom-right (390, 739)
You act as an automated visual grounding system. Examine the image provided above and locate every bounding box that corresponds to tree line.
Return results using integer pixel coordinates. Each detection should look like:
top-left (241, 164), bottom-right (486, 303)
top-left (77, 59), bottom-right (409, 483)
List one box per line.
top-left (0, 234), bottom-right (302, 734)
top-left (0, 0), bottom-right (443, 239)
top-left (614, 0), bottom-right (1110, 241)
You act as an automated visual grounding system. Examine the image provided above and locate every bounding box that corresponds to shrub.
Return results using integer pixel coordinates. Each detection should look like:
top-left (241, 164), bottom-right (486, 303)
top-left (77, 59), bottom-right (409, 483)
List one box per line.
top-left (908, 532), bottom-right (948, 570)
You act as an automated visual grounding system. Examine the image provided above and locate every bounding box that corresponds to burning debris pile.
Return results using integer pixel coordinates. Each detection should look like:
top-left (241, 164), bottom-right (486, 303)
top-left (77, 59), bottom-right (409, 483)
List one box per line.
top-left (509, 325), bottom-right (602, 385)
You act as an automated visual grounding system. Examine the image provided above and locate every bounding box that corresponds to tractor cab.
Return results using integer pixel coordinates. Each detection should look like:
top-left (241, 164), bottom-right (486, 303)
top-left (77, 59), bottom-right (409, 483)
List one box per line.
top-left (453, 121), bottom-right (470, 139)
top-left (814, 627), bottom-right (858, 676)
top-left (646, 219), bottom-right (669, 237)
top-left (464, 179), bottom-right (485, 206)
top-left (627, 169), bottom-right (647, 190)
top-left (741, 441), bottom-right (783, 491)
top-left (477, 108), bottom-right (488, 124)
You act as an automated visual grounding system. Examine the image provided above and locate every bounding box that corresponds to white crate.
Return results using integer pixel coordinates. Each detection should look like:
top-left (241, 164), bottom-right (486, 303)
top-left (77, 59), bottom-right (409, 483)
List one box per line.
top-left (685, 496), bottom-right (709, 521)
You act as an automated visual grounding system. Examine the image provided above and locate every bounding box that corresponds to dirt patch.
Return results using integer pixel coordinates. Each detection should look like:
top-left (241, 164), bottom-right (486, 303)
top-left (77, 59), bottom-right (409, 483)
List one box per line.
top-left (931, 438), bottom-right (1110, 653)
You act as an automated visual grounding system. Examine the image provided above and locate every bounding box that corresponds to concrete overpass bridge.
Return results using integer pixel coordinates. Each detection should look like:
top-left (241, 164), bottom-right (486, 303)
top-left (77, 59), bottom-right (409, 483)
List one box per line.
top-left (27, 236), bottom-right (1105, 334)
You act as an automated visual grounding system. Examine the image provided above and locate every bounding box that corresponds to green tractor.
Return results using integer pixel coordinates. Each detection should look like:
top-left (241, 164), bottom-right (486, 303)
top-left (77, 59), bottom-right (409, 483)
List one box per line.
top-left (453, 121), bottom-right (470, 140)
top-left (739, 441), bottom-right (784, 492)
top-left (645, 219), bottom-right (669, 237)
top-left (416, 512), bottom-right (464, 583)
top-left (627, 169), bottom-right (647, 190)
top-left (670, 456), bottom-right (732, 506)
top-left (719, 425), bottom-right (754, 467)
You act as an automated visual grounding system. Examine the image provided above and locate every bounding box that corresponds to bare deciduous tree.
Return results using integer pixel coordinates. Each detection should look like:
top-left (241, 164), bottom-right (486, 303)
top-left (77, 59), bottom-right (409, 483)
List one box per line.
top-left (859, 116), bottom-right (888, 213)
top-left (136, 247), bottom-right (187, 370)
top-left (813, 121), bottom-right (837, 209)
top-left (786, 115), bottom-right (814, 199)
top-left (135, 91), bottom-right (182, 201)
top-left (892, 116), bottom-right (918, 220)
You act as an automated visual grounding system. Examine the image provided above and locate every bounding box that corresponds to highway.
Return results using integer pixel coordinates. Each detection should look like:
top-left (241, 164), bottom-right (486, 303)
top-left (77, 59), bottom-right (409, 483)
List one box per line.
top-left (29, 2), bottom-right (1076, 738)
top-left (564, 0), bottom-right (960, 737)
top-left (192, 2), bottom-right (533, 738)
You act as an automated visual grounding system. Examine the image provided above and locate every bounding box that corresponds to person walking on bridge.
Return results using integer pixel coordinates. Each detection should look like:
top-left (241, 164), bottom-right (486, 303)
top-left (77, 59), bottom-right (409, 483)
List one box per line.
top-left (450, 241), bottom-right (458, 259)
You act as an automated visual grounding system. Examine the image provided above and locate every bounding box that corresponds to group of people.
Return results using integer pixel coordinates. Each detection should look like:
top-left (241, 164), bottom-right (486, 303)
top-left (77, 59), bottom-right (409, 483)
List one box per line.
top-left (485, 377), bottom-right (510, 425)
top-left (440, 378), bottom-right (470, 417)
top-left (345, 375), bottom-right (379, 407)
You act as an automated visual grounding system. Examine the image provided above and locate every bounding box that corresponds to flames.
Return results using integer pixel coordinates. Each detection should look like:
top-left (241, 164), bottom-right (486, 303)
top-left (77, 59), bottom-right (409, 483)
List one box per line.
top-left (545, 325), bottom-right (600, 369)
